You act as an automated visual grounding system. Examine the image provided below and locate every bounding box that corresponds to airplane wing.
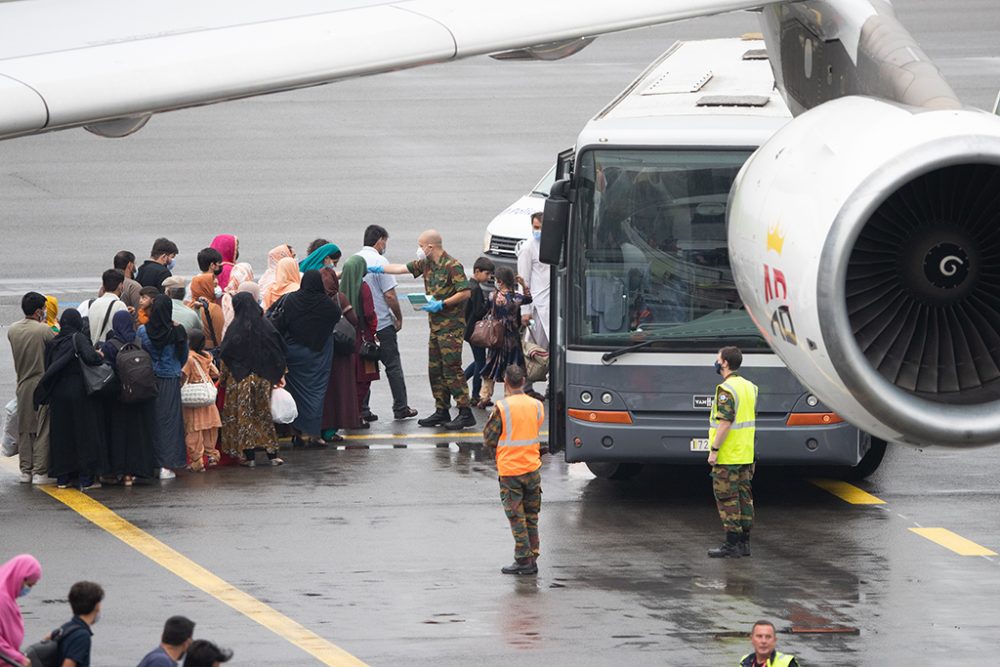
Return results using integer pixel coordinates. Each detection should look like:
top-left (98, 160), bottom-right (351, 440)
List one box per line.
top-left (0, 0), bottom-right (777, 140)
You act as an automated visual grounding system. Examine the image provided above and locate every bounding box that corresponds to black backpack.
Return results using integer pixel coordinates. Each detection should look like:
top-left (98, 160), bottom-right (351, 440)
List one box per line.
top-left (116, 341), bottom-right (159, 403)
top-left (23, 621), bottom-right (84, 667)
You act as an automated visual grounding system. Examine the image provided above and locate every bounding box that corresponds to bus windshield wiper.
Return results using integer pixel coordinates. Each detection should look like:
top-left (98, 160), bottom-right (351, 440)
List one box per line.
top-left (601, 340), bottom-right (657, 364)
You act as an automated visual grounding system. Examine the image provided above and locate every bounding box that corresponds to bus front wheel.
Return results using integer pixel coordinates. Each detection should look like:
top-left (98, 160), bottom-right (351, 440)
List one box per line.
top-left (585, 462), bottom-right (643, 480)
top-left (841, 438), bottom-right (887, 481)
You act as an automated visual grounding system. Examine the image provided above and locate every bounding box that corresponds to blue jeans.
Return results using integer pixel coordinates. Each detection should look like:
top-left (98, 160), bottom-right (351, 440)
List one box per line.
top-left (464, 344), bottom-right (487, 399)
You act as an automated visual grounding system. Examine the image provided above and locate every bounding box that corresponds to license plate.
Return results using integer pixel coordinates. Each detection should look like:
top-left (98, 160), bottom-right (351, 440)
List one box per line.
top-left (690, 438), bottom-right (710, 452)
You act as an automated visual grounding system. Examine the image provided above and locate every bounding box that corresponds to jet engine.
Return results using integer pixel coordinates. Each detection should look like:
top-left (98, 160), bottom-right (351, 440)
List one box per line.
top-left (728, 96), bottom-right (1000, 447)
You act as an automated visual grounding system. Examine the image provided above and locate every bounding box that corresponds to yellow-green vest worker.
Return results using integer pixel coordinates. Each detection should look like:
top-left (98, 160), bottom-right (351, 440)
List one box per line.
top-left (738, 650), bottom-right (798, 667)
top-left (708, 373), bottom-right (758, 465)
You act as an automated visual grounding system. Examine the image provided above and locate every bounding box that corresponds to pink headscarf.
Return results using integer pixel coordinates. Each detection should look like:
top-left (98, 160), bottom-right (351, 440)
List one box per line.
top-left (0, 554), bottom-right (41, 663)
top-left (210, 235), bottom-right (238, 289)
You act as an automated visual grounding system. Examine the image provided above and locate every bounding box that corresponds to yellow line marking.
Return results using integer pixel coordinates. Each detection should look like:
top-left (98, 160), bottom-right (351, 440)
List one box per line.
top-left (809, 478), bottom-right (886, 505)
top-left (39, 486), bottom-right (367, 666)
top-left (909, 528), bottom-right (998, 556)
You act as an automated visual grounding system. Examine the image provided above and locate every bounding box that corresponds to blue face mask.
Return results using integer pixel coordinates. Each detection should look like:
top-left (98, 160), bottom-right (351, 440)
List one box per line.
top-left (714, 361), bottom-right (723, 375)
top-left (532, 230), bottom-right (542, 241)
top-left (19, 585), bottom-right (30, 598)
top-left (166, 258), bottom-right (176, 271)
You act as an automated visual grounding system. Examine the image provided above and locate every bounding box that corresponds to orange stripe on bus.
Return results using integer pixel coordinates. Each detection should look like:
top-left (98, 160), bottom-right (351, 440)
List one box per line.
top-left (568, 409), bottom-right (633, 424)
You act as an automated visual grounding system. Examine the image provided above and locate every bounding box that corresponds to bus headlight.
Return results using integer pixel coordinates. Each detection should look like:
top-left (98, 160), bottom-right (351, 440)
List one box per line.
top-left (581, 391), bottom-right (593, 404)
top-left (601, 392), bottom-right (613, 404)
top-left (806, 394), bottom-right (819, 407)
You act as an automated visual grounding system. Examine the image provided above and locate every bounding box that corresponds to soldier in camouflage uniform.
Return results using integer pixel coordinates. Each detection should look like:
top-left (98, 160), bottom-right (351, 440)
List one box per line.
top-left (371, 230), bottom-right (474, 428)
top-left (707, 346), bottom-right (758, 558)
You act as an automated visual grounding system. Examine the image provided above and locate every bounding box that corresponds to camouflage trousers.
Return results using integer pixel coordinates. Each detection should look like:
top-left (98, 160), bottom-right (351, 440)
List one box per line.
top-left (499, 469), bottom-right (542, 560)
top-left (428, 327), bottom-right (470, 410)
top-left (711, 463), bottom-right (754, 534)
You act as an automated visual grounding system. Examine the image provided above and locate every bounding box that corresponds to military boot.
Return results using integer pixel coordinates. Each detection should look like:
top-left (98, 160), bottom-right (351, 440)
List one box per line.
top-left (442, 406), bottom-right (476, 429)
top-left (418, 408), bottom-right (451, 428)
top-left (739, 532), bottom-right (751, 557)
top-left (501, 558), bottom-right (538, 575)
top-left (708, 532), bottom-right (742, 558)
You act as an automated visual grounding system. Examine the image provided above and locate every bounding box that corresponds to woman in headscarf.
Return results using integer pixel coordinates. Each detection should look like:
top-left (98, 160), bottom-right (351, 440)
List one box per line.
top-left (187, 273), bottom-right (225, 350)
top-left (271, 270), bottom-right (341, 446)
top-left (0, 554), bottom-right (41, 667)
top-left (258, 243), bottom-right (295, 298)
top-left (219, 292), bottom-right (287, 466)
top-left (100, 310), bottom-right (156, 485)
top-left (340, 256), bottom-right (380, 427)
top-left (263, 256), bottom-right (301, 310)
top-left (136, 294), bottom-right (189, 480)
top-left (221, 263), bottom-right (255, 337)
top-left (210, 234), bottom-right (239, 290)
top-left (320, 252), bottom-right (359, 442)
top-left (298, 242), bottom-right (341, 274)
top-left (34, 309), bottom-right (106, 489)
top-left (44, 295), bottom-right (59, 333)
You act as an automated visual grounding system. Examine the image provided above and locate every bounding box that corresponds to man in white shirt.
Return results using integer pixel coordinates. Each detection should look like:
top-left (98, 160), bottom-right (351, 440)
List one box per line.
top-left (88, 269), bottom-right (129, 344)
top-left (355, 225), bottom-right (418, 421)
top-left (518, 212), bottom-right (551, 398)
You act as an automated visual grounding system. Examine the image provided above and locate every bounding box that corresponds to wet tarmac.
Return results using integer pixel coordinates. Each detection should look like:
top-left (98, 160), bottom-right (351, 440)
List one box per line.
top-left (2, 1), bottom-right (1000, 664)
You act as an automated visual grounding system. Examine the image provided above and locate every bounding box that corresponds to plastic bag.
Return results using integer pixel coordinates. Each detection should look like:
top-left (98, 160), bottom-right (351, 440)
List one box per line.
top-left (270, 387), bottom-right (298, 424)
top-left (2, 398), bottom-right (18, 457)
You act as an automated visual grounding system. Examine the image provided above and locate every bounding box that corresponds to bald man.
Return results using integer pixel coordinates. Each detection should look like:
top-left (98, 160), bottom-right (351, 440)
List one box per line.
top-left (374, 230), bottom-right (474, 429)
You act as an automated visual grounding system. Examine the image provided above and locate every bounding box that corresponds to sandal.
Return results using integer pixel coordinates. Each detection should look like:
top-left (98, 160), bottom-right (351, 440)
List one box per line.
top-left (270, 457), bottom-right (285, 466)
top-left (123, 476), bottom-right (134, 487)
top-left (239, 459), bottom-right (256, 468)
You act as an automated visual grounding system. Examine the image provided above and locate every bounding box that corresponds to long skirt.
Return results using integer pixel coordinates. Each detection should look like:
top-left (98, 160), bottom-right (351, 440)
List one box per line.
top-left (322, 351), bottom-right (360, 430)
top-left (220, 373), bottom-right (278, 456)
top-left (150, 376), bottom-right (186, 469)
top-left (49, 371), bottom-right (106, 479)
top-left (103, 394), bottom-right (156, 478)
top-left (285, 337), bottom-right (334, 436)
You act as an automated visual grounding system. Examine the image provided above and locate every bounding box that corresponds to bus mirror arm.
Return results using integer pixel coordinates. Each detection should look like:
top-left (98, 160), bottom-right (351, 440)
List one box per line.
top-left (540, 178), bottom-right (572, 266)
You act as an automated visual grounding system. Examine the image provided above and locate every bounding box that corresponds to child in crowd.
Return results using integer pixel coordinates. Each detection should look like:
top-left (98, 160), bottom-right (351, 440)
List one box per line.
top-left (180, 330), bottom-right (221, 471)
top-left (464, 257), bottom-right (495, 408)
top-left (136, 286), bottom-right (159, 326)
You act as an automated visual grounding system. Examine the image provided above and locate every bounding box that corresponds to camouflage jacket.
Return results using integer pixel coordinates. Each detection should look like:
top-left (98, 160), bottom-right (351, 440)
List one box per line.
top-left (407, 251), bottom-right (470, 333)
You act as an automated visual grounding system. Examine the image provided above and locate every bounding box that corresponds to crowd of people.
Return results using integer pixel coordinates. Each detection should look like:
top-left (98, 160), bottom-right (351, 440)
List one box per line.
top-left (0, 554), bottom-right (231, 666)
top-left (6, 224), bottom-right (551, 489)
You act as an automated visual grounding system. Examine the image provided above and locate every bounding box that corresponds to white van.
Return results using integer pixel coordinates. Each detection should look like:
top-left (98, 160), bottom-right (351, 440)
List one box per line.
top-left (480, 165), bottom-right (556, 275)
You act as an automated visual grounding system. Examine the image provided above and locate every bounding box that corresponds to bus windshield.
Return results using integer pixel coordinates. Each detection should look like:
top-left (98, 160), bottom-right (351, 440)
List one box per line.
top-left (569, 148), bottom-right (768, 350)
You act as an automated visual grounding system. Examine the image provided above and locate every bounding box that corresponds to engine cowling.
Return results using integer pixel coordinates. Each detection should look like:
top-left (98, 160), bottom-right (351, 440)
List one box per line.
top-left (728, 95), bottom-right (1000, 447)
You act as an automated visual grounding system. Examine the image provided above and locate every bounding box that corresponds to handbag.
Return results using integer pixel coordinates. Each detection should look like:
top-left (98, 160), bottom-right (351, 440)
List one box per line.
top-left (470, 297), bottom-right (505, 350)
top-left (270, 387), bottom-right (298, 424)
top-left (360, 339), bottom-right (380, 361)
top-left (180, 358), bottom-right (218, 407)
top-left (522, 328), bottom-right (550, 383)
top-left (332, 317), bottom-right (356, 356)
top-left (74, 335), bottom-right (117, 395)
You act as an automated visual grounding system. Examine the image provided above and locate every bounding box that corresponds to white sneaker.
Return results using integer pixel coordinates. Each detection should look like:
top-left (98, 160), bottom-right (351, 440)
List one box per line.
top-left (157, 468), bottom-right (176, 479)
top-left (31, 474), bottom-right (51, 485)
top-left (18, 472), bottom-right (31, 484)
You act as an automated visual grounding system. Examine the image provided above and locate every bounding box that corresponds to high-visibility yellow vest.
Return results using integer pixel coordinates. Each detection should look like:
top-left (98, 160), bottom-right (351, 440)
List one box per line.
top-left (708, 373), bottom-right (758, 465)
top-left (739, 651), bottom-right (795, 667)
top-left (496, 393), bottom-right (544, 477)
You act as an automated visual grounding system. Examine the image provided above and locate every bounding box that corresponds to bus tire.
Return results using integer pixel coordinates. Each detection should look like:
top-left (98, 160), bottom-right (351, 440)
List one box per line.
top-left (842, 438), bottom-right (887, 481)
top-left (586, 462), bottom-right (643, 480)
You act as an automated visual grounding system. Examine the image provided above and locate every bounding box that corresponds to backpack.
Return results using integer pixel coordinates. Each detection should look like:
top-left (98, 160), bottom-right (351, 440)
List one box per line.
top-left (24, 621), bottom-right (84, 667)
top-left (116, 341), bottom-right (159, 403)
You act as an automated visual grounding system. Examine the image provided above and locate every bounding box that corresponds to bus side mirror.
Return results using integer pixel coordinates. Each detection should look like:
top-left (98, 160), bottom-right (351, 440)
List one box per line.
top-left (540, 178), bottom-right (571, 266)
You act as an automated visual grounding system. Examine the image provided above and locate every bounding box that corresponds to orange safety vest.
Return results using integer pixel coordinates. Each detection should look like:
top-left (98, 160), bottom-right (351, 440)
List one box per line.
top-left (495, 393), bottom-right (544, 477)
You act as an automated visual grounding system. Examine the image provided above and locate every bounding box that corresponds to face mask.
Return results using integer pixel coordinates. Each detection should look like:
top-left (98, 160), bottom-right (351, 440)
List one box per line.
top-left (166, 258), bottom-right (176, 271)
top-left (378, 244), bottom-right (386, 256)
top-left (714, 361), bottom-right (723, 375)
top-left (18, 585), bottom-right (30, 598)
top-left (213, 286), bottom-right (223, 299)
top-left (92, 611), bottom-right (101, 625)
top-left (415, 246), bottom-right (426, 262)
top-left (532, 230), bottom-right (542, 241)
top-left (213, 266), bottom-right (223, 276)
top-left (324, 259), bottom-right (336, 269)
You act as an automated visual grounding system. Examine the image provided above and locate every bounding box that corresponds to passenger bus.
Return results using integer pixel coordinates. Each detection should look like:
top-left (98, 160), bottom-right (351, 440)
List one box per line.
top-left (539, 37), bottom-right (886, 479)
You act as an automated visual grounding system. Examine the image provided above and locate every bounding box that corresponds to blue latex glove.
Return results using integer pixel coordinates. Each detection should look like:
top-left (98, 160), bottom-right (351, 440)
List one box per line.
top-left (367, 265), bottom-right (384, 274)
top-left (421, 297), bottom-right (444, 313)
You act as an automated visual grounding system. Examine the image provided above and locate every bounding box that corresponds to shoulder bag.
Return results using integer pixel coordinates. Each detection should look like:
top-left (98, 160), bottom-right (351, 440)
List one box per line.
top-left (74, 334), bottom-right (117, 395)
top-left (180, 358), bottom-right (218, 408)
top-left (470, 296), bottom-right (505, 350)
top-left (357, 296), bottom-right (380, 361)
top-left (332, 316), bottom-right (356, 356)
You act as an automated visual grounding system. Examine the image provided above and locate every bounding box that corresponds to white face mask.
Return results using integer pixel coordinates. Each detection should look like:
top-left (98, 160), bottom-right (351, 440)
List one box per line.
top-left (415, 246), bottom-right (426, 262)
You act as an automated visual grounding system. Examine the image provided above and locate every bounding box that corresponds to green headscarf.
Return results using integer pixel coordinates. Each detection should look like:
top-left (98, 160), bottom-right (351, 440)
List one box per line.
top-left (298, 243), bottom-right (341, 272)
top-left (339, 255), bottom-right (367, 312)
